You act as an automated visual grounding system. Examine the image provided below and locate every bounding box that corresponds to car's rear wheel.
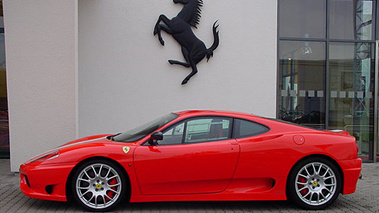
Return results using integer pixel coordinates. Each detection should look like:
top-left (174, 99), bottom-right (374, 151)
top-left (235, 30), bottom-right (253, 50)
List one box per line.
top-left (287, 157), bottom-right (342, 210)
top-left (71, 159), bottom-right (126, 212)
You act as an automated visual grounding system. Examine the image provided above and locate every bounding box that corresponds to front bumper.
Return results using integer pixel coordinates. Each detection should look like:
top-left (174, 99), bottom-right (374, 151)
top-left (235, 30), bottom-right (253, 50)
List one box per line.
top-left (339, 158), bottom-right (362, 195)
top-left (19, 162), bottom-right (74, 201)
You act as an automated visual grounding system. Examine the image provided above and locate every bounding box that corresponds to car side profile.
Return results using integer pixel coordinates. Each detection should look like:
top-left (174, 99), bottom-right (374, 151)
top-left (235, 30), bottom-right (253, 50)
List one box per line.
top-left (19, 110), bottom-right (362, 211)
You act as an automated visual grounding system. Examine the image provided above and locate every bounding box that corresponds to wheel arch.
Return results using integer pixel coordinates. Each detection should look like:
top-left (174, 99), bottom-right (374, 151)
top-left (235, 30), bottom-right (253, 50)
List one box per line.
top-left (285, 154), bottom-right (344, 197)
top-left (65, 156), bottom-right (131, 202)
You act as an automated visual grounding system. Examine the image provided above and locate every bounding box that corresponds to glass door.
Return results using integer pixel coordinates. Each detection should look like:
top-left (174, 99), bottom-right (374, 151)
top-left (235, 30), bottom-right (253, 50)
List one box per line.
top-left (328, 42), bottom-right (375, 161)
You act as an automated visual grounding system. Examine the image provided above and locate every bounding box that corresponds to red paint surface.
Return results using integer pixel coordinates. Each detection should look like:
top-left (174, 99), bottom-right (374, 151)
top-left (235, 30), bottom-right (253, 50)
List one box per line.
top-left (19, 110), bottom-right (362, 203)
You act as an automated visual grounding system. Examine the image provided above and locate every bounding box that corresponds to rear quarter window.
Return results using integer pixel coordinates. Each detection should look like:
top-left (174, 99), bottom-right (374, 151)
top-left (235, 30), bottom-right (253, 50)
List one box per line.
top-left (234, 119), bottom-right (269, 138)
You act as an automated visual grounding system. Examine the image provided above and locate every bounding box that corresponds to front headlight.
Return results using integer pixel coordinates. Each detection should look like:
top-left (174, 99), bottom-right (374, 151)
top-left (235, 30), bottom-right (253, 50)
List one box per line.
top-left (27, 150), bottom-right (60, 164)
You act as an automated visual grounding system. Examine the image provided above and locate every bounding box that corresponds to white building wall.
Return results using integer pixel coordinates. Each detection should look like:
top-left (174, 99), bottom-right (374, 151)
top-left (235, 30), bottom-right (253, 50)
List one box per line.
top-left (78, 0), bottom-right (278, 136)
top-left (4, 0), bottom-right (277, 171)
top-left (4, 0), bottom-right (78, 171)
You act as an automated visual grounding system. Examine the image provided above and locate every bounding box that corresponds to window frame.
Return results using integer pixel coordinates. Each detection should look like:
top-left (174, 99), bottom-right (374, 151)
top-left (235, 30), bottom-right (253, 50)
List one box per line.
top-left (151, 116), bottom-right (233, 146)
top-left (143, 116), bottom-right (271, 146)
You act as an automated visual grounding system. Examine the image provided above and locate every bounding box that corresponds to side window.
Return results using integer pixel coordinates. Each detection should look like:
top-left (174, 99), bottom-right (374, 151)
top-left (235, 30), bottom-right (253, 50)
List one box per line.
top-left (158, 122), bottom-right (184, 145)
top-left (234, 119), bottom-right (269, 138)
top-left (185, 117), bottom-right (231, 143)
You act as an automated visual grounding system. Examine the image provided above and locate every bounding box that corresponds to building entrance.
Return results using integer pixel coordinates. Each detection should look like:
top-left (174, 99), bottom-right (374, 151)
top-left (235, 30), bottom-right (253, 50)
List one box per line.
top-left (278, 0), bottom-right (377, 162)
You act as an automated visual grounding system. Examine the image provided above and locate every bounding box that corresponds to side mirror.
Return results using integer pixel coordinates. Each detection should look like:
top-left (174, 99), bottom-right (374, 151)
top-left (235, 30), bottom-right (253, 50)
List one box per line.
top-left (148, 131), bottom-right (163, 145)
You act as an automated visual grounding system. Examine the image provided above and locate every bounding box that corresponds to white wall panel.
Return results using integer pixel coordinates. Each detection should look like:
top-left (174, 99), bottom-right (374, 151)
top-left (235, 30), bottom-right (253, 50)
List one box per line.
top-left (4, 0), bottom-right (78, 171)
top-left (79, 0), bottom-right (277, 136)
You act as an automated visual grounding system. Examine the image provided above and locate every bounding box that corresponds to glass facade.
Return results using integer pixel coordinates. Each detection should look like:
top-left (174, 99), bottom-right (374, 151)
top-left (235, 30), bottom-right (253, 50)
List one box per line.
top-left (328, 42), bottom-right (374, 158)
top-left (278, 0), bottom-right (378, 162)
top-left (0, 0), bottom-right (8, 159)
top-left (279, 41), bottom-right (326, 129)
top-left (279, 0), bottom-right (326, 38)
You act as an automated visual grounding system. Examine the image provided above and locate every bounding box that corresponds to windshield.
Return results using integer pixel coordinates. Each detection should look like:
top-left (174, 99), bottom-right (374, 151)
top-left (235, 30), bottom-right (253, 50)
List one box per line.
top-left (112, 113), bottom-right (178, 142)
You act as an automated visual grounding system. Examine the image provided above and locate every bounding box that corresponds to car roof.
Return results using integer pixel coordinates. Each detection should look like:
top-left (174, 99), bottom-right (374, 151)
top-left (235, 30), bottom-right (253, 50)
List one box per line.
top-left (174, 110), bottom-right (263, 119)
top-left (173, 110), bottom-right (322, 133)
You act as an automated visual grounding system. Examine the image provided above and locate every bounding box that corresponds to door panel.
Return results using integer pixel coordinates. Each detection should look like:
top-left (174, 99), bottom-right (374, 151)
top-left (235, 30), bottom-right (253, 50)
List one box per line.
top-left (134, 139), bottom-right (239, 195)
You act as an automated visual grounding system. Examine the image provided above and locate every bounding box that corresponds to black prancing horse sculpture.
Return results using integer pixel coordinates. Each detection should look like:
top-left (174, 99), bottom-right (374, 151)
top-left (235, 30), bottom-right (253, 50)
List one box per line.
top-left (154, 0), bottom-right (220, 85)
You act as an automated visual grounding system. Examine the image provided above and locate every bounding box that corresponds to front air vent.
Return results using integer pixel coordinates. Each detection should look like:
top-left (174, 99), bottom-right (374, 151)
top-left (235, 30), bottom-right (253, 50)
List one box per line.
top-left (24, 175), bottom-right (30, 187)
top-left (45, 185), bottom-right (53, 194)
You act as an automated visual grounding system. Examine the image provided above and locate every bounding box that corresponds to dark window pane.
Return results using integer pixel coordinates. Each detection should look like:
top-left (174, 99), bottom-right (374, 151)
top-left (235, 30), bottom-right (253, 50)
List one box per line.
top-left (234, 119), bottom-right (269, 138)
top-left (329, 0), bottom-right (373, 40)
top-left (279, 0), bottom-right (326, 38)
top-left (278, 41), bottom-right (326, 129)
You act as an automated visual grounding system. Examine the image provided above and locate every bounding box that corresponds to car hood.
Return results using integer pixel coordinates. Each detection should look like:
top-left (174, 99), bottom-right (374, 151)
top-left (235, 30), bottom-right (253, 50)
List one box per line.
top-left (60, 134), bottom-right (111, 147)
top-left (59, 134), bottom-right (111, 147)
top-left (50, 134), bottom-right (116, 155)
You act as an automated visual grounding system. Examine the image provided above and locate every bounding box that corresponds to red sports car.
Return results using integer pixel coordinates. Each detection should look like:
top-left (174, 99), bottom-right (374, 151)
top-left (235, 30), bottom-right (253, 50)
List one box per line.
top-left (19, 110), bottom-right (362, 211)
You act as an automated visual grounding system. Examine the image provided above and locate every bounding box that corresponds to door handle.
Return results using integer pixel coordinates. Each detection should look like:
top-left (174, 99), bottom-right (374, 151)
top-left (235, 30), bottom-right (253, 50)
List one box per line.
top-left (229, 141), bottom-right (239, 145)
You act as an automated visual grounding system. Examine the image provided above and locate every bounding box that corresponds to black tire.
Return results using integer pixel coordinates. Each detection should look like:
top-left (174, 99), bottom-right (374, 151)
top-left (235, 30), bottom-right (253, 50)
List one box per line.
top-left (71, 159), bottom-right (126, 212)
top-left (287, 157), bottom-right (342, 210)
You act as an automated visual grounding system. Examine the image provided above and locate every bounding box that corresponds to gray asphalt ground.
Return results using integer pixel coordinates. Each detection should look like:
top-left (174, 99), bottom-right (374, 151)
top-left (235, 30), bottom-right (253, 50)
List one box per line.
top-left (0, 159), bottom-right (378, 213)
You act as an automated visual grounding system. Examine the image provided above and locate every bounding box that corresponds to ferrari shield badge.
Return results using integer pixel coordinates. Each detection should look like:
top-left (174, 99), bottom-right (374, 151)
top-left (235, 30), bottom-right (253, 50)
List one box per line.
top-left (122, 146), bottom-right (130, 154)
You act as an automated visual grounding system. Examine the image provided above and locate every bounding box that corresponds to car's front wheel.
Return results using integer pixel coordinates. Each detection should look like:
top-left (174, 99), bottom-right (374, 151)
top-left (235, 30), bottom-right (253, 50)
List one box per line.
top-left (287, 157), bottom-right (342, 210)
top-left (71, 159), bottom-right (126, 212)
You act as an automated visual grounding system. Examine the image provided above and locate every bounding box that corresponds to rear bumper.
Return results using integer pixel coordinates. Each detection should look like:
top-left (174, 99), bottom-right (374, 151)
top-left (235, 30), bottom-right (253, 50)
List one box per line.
top-left (339, 158), bottom-right (362, 194)
top-left (19, 162), bottom-right (74, 201)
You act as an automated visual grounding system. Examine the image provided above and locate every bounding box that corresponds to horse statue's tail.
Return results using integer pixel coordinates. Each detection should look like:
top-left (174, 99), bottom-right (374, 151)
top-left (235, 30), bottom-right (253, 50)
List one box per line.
top-left (206, 21), bottom-right (220, 62)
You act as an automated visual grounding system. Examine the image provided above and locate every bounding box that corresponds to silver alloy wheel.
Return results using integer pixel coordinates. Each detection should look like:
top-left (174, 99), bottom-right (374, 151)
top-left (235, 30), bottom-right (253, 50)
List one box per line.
top-left (295, 162), bottom-right (337, 206)
top-left (75, 163), bottom-right (122, 210)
